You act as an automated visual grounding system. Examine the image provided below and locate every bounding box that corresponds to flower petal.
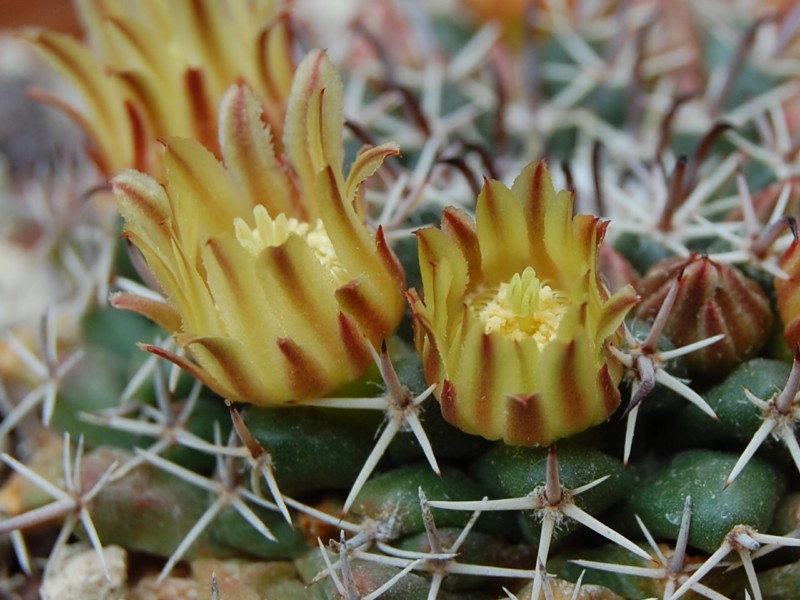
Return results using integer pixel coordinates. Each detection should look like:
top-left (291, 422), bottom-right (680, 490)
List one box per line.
top-left (512, 161), bottom-right (572, 284)
top-left (257, 235), bottom-right (370, 391)
top-left (345, 142), bottom-right (400, 202)
top-left (317, 167), bottom-right (405, 332)
top-left (218, 84), bottom-right (301, 219)
top-left (284, 51), bottom-right (344, 188)
top-left (441, 207), bottom-right (482, 287)
top-left (110, 292), bottom-right (182, 333)
top-left (201, 236), bottom-right (284, 371)
top-left (416, 226), bottom-right (470, 334)
top-left (185, 336), bottom-right (277, 402)
top-left (162, 137), bottom-right (250, 249)
top-left (476, 179), bottom-right (530, 283)
top-left (113, 169), bottom-right (172, 254)
top-left (254, 14), bottom-right (295, 125)
top-left (28, 29), bottom-right (132, 174)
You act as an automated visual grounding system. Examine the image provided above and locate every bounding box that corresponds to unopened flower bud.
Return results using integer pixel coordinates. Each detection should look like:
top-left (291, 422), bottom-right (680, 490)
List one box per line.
top-left (635, 254), bottom-right (772, 379)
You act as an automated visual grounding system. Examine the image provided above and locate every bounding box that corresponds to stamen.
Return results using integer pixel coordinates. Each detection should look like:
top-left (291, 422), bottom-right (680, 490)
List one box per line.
top-left (473, 267), bottom-right (569, 344)
top-left (235, 206), bottom-right (306, 253)
top-left (235, 205), bottom-right (350, 285)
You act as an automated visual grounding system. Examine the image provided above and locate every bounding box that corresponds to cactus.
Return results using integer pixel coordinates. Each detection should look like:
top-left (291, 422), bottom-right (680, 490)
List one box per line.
top-left (2, 1), bottom-right (800, 599)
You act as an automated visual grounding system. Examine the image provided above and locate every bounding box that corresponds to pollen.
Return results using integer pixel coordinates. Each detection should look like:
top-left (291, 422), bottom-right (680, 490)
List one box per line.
top-left (234, 205), bottom-right (350, 285)
top-left (472, 267), bottom-right (569, 345)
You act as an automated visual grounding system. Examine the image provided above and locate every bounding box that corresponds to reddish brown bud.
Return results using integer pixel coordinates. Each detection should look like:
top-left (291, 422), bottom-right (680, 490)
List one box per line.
top-left (776, 240), bottom-right (800, 349)
top-left (635, 254), bottom-right (772, 379)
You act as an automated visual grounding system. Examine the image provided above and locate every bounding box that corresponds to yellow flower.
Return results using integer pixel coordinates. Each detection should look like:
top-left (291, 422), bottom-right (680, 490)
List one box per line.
top-left (27, 0), bottom-right (293, 178)
top-left (409, 161), bottom-right (638, 446)
top-left (111, 51), bottom-right (405, 405)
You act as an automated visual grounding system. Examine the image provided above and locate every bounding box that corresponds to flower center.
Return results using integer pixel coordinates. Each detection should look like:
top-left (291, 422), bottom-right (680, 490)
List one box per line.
top-left (234, 205), bottom-right (350, 286)
top-left (472, 266), bottom-right (569, 345)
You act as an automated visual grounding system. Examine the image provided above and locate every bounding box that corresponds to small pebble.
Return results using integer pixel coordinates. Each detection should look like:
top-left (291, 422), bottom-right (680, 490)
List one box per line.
top-left (40, 543), bottom-right (127, 600)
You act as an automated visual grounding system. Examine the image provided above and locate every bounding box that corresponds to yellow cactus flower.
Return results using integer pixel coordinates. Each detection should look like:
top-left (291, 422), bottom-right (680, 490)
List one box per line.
top-left (27, 0), bottom-right (293, 178)
top-left (110, 51), bottom-right (405, 405)
top-left (409, 161), bottom-right (638, 446)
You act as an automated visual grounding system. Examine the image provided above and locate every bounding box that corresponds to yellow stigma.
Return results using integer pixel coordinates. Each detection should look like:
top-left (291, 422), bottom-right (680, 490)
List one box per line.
top-left (474, 266), bottom-right (569, 345)
top-left (234, 205), bottom-right (350, 286)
